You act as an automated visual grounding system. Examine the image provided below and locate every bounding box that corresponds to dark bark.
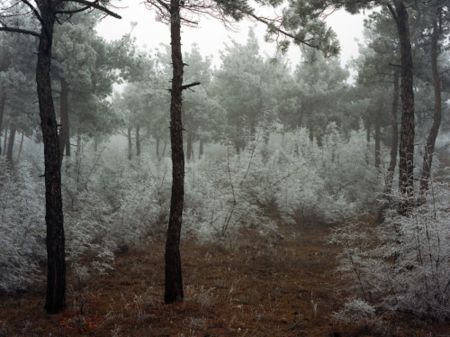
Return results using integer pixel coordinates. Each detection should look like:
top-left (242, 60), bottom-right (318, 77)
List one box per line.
top-left (59, 78), bottom-right (70, 160)
top-left (165, 0), bottom-right (185, 304)
top-left (374, 117), bottom-right (381, 169)
top-left (420, 8), bottom-right (442, 200)
top-left (127, 127), bottom-right (133, 160)
top-left (392, 0), bottom-right (416, 214)
top-left (136, 125), bottom-right (141, 157)
top-left (36, 5), bottom-right (66, 314)
top-left (6, 124), bottom-right (16, 162)
top-left (3, 125), bottom-right (7, 156)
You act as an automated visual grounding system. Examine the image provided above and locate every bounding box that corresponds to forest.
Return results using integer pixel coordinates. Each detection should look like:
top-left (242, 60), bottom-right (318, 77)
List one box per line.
top-left (0, 0), bottom-right (450, 336)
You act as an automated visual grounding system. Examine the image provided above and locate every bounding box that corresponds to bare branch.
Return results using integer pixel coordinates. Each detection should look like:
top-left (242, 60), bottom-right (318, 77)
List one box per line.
top-left (181, 81), bottom-right (201, 90)
top-left (57, 0), bottom-right (122, 19)
top-left (0, 24), bottom-right (41, 37)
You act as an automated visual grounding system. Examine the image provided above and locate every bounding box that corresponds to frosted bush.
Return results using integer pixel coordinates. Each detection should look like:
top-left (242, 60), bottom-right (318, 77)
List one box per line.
top-left (332, 183), bottom-right (450, 321)
top-left (333, 299), bottom-right (376, 324)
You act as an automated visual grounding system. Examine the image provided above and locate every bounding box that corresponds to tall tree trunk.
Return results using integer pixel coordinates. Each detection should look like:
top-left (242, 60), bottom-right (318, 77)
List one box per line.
top-left (165, 0), bottom-right (185, 304)
top-left (3, 125), bottom-right (8, 156)
top-left (392, 0), bottom-right (416, 214)
top-left (0, 91), bottom-right (5, 156)
top-left (16, 132), bottom-right (24, 162)
top-left (186, 131), bottom-right (193, 162)
top-left (127, 127), bottom-right (133, 160)
top-left (36, 7), bottom-right (65, 314)
top-left (136, 125), bottom-right (141, 157)
top-left (59, 78), bottom-right (70, 161)
top-left (420, 8), bottom-right (442, 200)
top-left (374, 117), bottom-right (381, 169)
top-left (6, 124), bottom-right (16, 162)
top-left (156, 137), bottom-right (160, 160)
top-left (199, 139), bottom-right (204, 159)
top-left (385, 70), bottom-right (400, 195)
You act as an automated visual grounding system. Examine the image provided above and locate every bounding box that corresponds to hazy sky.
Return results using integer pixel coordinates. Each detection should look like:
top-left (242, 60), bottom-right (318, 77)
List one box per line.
top-left (96, 2), bottom-right (367, 69)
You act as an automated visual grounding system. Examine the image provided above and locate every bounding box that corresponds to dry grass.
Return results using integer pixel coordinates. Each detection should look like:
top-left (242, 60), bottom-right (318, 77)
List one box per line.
top-left (0, 223), bottom-right (449, 337)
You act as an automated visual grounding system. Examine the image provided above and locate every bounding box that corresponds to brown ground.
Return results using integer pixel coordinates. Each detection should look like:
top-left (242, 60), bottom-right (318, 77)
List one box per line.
top-left (1, 224), bottom-right (449, 337)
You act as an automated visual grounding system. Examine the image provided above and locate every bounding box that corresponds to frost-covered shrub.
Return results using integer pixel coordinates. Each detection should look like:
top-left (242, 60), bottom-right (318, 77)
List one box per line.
top-left (0, 159), bottom-right (45, 293)
top-left (333, 299), bottom-right (376, 324)
top-left (332, 183), bottom-right (450, 321)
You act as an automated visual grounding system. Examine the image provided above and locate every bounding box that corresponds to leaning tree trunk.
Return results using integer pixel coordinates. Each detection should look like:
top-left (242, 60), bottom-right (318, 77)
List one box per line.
top-left (165, 0), bottom-right (185, 304)
top-left (3, 124), bottom-right (7, 156)
top-left (420, 8), bottom-right (442, 200)
top-left (6, 124), bottom-right (16, 162)
top-left (59, 78), bottom-right (70, 160)
top-left (36, 7), bottom-right (66, 314)
top-left (16, 133), bottom-right (24, 162)
top-left (127, 127), bottom-right (133, 160)
top-left (393, 0), bottom-right (415, 214)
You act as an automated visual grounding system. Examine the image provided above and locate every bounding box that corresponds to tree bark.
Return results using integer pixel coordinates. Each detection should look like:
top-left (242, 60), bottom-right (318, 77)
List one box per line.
top-left (156, 137), bottom-right (160, 160)
top-left (16, 132), bottom-right (24, 162)
top-left (420, 7), bottom-right (442, 200)
top-left (392, 0), bottom-right (416, 214)
top-left (6, 124), bottom-right (16, 162)
top-left (3, 124), bottom-right (7, 156)
top-left (165, 0), bottom-right (185, 304)
top-left (36, 4), bottom-right (66, 314)
top-left (136, 125), bottom-right (141, 157)
top-left (59, 78), bottom-right (70, 160)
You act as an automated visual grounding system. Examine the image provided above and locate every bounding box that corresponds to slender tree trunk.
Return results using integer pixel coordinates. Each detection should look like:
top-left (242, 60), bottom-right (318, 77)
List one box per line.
top-left (199, 139), bottom-right (204, 160)
top-left (136, 125), bottom-right (141, 157)
top-left (420, 8), bottom-right (442, 200)
top-left (16, 133), bottom-right (24, 162)
top-left (162, 140), bottom-right (167, 157)
top-left (36, 7), bottom-right (65, 314)
top-left (186, 131), bottom-right (193, 162)
top-left (385, 70), bottom-right (400, 195)
top-left (59, 78), bottom-right (70, 161)
top-left (156, 137), bottom-right (160, 160)
top-left (165, 0), bottom-right (185, 304)
top-left (3, 125), bottom-right (8, 156)
top-left (0, 91), bottom-right (5, 156)
top-left (366, 123), bottom-right (371, 143)
top-left (392, 0), bottom-right (416, 214)
top-left (374, 118), bottom-right (381, 169)
top-left (127, 127), bottom-right (133, 160)
top-left (6, 124), bottom-right (16, 162)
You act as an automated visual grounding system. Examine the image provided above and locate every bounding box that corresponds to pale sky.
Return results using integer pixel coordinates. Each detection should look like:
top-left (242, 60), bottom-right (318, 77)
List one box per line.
top-left (96, 2), bottom-right (367, 69)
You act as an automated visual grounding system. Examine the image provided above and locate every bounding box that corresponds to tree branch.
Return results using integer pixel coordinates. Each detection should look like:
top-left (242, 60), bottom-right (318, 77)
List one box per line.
top-left (181, 82), bottom-right (201, 90)
top-left (58, 0), bottom-right (122, 19)
top-left (0, 25), bottom-right (41, 37)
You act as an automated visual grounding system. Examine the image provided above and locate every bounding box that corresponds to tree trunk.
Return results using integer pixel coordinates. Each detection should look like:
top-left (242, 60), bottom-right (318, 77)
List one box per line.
top-left (16, 133), bottom-right (24, 162)
top-left (0, 91), bottom-right (5, 156)
top-left (186, 131), bottom-right (193, 162)
top-left (59, 78), bottom-right (70, 161)
top-left (156, 137), bottom-right (160, 160)
top-left (199, 139), bottom-right (204, 159)
top-left (385, 70), bottom-right (400, 195)
top-left (127, 127), bottom-right (133, 160)
top-left (420, 8), bottom-right (442, 200)
top-left (6, 124), bottom-right (16, 162)
top-left (36, 7), bottom-right (65, 314)
top-left (165, 0), bottom-right (185, 304)
top-left (392, 0), bottom-right (416, 214)
top-left (136, 125), bottom-right (141, 157)
top-left (3, 125), bottom-right (7, 156)
top-left (374, 117), bottom-right (381, 169)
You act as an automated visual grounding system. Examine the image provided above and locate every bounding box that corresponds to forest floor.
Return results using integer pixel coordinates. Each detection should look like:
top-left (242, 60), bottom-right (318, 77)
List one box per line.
top-left (1, 223), bottom-right (450, 337)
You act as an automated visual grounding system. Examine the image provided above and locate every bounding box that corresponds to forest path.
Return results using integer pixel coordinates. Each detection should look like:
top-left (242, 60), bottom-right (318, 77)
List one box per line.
top-left (1, 223), bottom-right (352, 337)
